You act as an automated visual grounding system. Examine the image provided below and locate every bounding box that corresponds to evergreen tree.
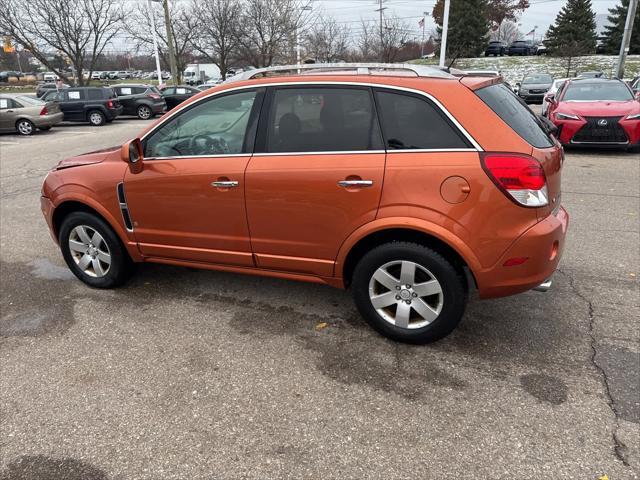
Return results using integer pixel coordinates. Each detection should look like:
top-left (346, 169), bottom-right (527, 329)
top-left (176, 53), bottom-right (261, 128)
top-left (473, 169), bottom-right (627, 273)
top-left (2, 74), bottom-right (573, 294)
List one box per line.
top-left (602, 0), bottom-right (640, 55)
top-left (432, 0), bottom-right (490, 66)
top-left (545, 0), bottom-right (597, 56)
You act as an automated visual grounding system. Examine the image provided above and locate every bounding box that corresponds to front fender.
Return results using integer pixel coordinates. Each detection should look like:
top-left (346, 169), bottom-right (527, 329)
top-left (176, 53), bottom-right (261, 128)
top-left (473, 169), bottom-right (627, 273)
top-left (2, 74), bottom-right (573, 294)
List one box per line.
top-left (333, 216), bottom-right (483, 280)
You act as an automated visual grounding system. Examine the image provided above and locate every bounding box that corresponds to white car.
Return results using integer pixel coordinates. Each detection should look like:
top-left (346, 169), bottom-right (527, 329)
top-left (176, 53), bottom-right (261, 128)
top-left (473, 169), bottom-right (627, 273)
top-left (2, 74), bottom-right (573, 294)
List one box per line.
top-left (542, 77), bottom-right (569, 116)
top-left (91, 71), bottom-right (102, 80)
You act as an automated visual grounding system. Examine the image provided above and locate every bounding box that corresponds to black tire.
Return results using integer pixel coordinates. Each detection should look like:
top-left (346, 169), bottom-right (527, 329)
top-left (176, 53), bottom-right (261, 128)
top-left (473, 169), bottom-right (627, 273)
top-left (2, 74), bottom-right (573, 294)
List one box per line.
top-left (352, 242), bottom-right (467, 344)
top-left (15, 119), bottom-right (35, 135)
top-left (137, 104), bottom-right (153, 120)
top-left (87, 110), bottom-right (105, 126)
top-left (59, 211), bottom-right (134, 288)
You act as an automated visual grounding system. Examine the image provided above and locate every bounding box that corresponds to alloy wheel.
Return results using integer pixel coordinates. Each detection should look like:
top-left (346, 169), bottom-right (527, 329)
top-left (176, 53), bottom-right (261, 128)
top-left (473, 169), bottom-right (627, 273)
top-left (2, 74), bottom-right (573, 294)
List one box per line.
top-left (138, 106), bottom-right (151, 119)
top-left (17, 120), bottom-right (33, 135)
top-left (368, 260), bottom-right (443, 329)
top-left (89, 112), bottom-right (104, 125)
top-left (68, 225), bottom-right (111, 277)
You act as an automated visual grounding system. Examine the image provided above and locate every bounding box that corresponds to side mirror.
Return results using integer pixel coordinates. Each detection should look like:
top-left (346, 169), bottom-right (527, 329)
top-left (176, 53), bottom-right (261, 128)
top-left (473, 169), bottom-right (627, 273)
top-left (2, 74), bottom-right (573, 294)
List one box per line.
top-left (121, 138), bottom-right (143, 173)
top-left (546, 93), bottom-right (556, 104)
top-left (516, 82), bottom-right (521, 87)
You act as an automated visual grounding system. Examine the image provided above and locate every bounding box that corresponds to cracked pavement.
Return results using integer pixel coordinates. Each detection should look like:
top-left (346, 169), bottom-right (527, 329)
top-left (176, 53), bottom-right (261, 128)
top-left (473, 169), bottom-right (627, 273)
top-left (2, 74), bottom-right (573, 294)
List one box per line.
top-left (1, 113), bottom-right (638, 479)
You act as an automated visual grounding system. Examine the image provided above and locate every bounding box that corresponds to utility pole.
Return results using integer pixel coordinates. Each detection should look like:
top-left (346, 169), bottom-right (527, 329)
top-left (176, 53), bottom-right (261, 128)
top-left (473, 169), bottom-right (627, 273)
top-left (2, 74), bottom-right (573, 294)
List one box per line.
top-left (615, 0), bottom-right (638, 79)
top-left (152, 0), bottom-right (178, 85)
top-left (375, 0), bottom-right (387, 62)
top-left (147, 0), bottom-right (163, 87)
top-left (438, 0), bottom-right (450, 67)
top-left (420, 12), bottom-right (427, 58)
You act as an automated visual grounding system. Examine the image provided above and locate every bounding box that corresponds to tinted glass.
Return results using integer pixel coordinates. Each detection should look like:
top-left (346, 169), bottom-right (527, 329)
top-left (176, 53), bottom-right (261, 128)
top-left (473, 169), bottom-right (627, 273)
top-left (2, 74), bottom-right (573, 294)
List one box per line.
top-left (563, 82), bottom-right (633, 101)
top-left (87, 89), bottom-right (104, 100)
top-left (523, 74), bottom-right (552, 84)
top-left (43, 91), bottom-right (63, 102)
top-left (375, 90), bottom-right (470, 150)
top-left (163, 87), bottom-right (175, 95)
top-left (476, 83), bottom-right (553, 148)
top-left (0, 98), bottom-right (15, 109)
top-left (144, 90), bottom-right (257, 158)
top-left (266, 87), bottom-right (382, 153)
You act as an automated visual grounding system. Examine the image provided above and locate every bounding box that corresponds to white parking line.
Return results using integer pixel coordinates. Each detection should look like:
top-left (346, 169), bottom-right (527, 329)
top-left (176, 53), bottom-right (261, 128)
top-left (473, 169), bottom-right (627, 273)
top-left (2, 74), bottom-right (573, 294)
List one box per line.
top-left (0, 141), bottom-right (19, 146)
top-left (52, 130), bottom-right (97, 135)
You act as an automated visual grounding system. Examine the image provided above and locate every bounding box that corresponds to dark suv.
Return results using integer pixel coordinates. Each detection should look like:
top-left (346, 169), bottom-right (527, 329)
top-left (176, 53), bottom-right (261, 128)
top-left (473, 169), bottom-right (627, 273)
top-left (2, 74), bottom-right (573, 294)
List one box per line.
top-left (112, 84), bottom-right (167, 119)
top-left (508, 40), bottom-right (537, 56)
top-left (41, 87), bottom-right (123, 126)
top-left (484, 41), bottom-right (507, 56)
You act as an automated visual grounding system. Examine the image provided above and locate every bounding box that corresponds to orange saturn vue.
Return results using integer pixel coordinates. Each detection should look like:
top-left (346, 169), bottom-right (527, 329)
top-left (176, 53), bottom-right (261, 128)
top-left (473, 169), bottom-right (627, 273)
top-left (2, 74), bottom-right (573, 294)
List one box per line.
top-left (41, 63), bottom-right (568, 343)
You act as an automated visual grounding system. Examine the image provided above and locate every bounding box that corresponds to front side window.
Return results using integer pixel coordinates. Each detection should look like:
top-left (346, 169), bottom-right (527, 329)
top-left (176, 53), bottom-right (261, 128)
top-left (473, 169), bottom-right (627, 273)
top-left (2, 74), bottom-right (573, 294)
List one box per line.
top-left (144, 89), bottom-right (258, 158)
top-left (42, 91), bottom-right (63, 102)
top-left (375, 90), bottom-right (471, 150)
top-left (266, 87), bottom-right (382, 153)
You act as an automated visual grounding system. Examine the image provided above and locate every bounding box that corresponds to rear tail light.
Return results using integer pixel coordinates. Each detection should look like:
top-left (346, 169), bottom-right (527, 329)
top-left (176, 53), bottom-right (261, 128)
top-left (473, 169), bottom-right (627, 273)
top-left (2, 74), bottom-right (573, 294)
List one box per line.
top-left (481, 153), bottom-right (548, 207)
top-left (106, 100), bottom-right (114, 108)
top-left (39, 106), bottom-right (48, 116)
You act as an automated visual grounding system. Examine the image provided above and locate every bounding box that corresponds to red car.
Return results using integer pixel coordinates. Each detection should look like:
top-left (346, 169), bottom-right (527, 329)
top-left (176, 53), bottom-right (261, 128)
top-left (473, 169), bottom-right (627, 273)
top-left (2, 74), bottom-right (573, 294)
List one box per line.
top-left (547, 78), bottom-right (640, 150)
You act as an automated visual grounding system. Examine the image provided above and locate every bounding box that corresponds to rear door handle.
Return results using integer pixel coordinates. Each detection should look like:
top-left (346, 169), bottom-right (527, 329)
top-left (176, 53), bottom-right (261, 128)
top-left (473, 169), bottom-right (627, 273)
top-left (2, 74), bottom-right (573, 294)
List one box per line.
top-left (211, 180), bottom-right (239, 188)
top-left (338, 180), bottom-right (373, 188)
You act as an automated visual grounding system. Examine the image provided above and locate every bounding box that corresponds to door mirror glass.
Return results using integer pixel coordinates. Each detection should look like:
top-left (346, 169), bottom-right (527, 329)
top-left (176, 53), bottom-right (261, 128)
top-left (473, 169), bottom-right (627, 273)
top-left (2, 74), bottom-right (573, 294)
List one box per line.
top-left (129, 138), bottom-right (142, 163)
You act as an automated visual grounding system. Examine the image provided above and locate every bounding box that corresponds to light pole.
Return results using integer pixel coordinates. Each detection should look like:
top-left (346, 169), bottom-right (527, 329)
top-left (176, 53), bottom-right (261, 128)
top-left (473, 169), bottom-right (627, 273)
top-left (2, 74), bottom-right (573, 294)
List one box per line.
top-left (147, 0), bottom-right (164, 86)
top-left (615, 0), bottom-right (638, 79)
top-left (420, 12), bottom-right (427, 58)
top-left (438, 0), bottom-right (450, 68)
top-left (151, 0), bottom-right (178, 85)
top-left (296, 3), bottom-right (312, 67)
top-left (375, 0), bottom-right (387, 62)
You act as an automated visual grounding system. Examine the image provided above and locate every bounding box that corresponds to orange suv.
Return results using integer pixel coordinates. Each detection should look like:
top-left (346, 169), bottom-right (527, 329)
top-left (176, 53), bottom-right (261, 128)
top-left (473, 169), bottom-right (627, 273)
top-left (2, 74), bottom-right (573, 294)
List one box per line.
top-left (41, 64), bottom-right (568, 343)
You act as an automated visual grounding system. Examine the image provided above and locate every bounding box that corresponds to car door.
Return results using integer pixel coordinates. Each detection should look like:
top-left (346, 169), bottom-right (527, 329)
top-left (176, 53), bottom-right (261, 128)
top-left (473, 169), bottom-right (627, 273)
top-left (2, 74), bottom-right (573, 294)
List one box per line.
top-left (0, 97), bottom-right (16, 130)
top-left (161, 87), bottom-right (176, 109)
top-left (64, 89), bottom-right (86, 121)
top-left (115, 86), bottom-right (135, 115)
top-left (244, 85), bottom-right (386, 277)
top-left (124, 88), bottom-right (264, 266)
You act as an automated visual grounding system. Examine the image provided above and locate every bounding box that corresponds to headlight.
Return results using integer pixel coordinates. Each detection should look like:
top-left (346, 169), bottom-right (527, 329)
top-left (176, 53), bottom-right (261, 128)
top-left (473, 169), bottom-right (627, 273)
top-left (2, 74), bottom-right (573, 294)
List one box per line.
top-left (626, 113), bottom-right (640, 120)
top-left (556, 112), bottom-right (581, 120)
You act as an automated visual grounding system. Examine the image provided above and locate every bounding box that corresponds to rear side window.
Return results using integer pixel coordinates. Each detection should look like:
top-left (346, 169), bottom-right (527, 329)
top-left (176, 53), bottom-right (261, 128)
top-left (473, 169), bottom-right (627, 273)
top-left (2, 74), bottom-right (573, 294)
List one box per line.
top-left (87, 89), bottom-right (104, 100)
top-left (374, 90), bottom-right (471, 149)
top-left (476, 83), bottom-right (553, 148)
top-left (266, 87), bottom-right (383, 153)
top-left (67, 90), bottom-right (85, 100)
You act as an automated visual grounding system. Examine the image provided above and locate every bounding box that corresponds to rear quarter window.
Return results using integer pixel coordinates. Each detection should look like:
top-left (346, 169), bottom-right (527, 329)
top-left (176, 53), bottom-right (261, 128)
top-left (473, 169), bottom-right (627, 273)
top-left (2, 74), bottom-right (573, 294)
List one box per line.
top-left (475, 83), bottom-right (553, 148)
top-left (87, 89), bottom-right (104, 100)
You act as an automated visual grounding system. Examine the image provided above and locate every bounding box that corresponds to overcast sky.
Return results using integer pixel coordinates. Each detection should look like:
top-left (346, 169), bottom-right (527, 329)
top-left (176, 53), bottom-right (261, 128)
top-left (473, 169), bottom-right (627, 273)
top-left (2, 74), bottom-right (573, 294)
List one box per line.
top-left (313, 0), bottom-right (617, 43)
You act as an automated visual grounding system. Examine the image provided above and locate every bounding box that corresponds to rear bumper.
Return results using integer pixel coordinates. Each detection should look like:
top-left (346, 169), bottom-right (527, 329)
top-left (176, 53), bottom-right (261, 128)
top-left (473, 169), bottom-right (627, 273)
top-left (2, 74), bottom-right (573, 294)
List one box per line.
top-left (106, 106), bottom-right (123, 120)
top-left (34, 112), bottom-right (64, 128)
top-left (476, 206), bottom-right (569, 298)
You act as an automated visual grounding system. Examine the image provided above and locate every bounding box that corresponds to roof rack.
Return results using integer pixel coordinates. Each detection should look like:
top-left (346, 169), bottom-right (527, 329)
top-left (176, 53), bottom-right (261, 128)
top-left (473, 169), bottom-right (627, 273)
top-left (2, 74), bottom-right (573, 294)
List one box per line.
top-left (224, 63), bottom-right (455, 83)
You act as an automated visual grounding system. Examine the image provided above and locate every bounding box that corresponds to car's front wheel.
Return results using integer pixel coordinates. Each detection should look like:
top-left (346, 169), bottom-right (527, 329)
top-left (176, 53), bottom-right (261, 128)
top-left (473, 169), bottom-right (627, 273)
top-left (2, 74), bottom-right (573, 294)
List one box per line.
top-left (16, 119), bottom-right (35, 135)
top-left (137, 105), bottom-right (152, 120)
top-left (88, 110), bottom-right (105, 126)
top-left (352, 242), bottom-right (467, 344)
top-left (59, 212), bottom-right (133, 288)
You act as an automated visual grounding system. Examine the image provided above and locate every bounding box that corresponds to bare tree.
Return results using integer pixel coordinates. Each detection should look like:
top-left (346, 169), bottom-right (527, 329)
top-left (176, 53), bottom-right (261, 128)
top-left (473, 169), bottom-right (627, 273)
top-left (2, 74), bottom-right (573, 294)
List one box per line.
top-left (303, 17), bottom-right (350, 63)
top-left (237, 0), bottom-right (311, 67)
top-left (190, 0), bottom-right (241, 79)
top-left (125, 1), bottom-right (198, 82)
top-left (491, 20), bottom-right (521, 43)
top-left (354, 20), bottom-right (379, 61)
top-left (0, 0), bottom-right (125, 85)
top-left (380, 17), bottom-right (412, 63)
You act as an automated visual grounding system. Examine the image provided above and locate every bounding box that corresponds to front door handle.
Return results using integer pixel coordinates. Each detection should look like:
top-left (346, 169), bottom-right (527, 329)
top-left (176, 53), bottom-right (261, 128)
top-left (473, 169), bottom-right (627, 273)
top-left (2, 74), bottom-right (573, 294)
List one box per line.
top-left (211, 180), bottom-right (239, 188)
top-left (338, 180), bottom-right (373, 188)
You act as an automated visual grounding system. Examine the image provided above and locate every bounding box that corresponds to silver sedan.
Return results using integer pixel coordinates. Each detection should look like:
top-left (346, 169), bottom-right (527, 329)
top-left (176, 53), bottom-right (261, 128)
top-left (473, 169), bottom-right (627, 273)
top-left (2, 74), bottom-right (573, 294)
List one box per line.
top-left (0, 93), bottom-right (64, 135)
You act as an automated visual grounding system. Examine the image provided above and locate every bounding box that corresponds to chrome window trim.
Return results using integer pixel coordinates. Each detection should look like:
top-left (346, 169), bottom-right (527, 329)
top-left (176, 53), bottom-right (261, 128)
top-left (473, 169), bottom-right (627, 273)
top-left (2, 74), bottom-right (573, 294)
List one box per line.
top-left (251, 148), bottom-right (477, 157)
top-left (143, 153), bottom-right (252, 161)
top-left (140, 81), bottom-right (483, 153)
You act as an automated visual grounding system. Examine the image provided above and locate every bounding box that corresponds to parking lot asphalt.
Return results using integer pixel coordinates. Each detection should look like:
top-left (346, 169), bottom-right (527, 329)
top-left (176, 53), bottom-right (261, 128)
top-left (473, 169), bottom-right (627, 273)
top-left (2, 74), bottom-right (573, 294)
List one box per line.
top-left (0, 114), bottom-right (638, 480)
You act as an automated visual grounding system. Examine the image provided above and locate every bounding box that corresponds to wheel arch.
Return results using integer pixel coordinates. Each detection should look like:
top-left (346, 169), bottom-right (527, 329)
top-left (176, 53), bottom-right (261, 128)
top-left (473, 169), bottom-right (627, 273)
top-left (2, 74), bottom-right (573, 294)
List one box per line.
top-left (337, 220), bottom-right (481, 289)
top-left (51, 197), bottom-right (142, 261)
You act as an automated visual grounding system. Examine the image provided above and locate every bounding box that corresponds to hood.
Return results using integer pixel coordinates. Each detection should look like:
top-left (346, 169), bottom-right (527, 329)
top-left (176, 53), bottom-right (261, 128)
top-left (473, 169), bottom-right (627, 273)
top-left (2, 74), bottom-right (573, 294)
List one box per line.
top-left (54, 145), bottom-right (121, 170)
top-left (557, 100), bottom-right (640, 117)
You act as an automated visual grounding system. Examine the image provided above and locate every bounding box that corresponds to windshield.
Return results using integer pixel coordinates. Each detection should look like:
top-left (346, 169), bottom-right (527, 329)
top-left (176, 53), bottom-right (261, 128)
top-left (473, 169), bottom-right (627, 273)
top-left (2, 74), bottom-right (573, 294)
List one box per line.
top-left (563, 82), bottom-right (633, 101)
top-left (16, 95), bottom-right (45, 105)
top-left (523, 74), bottom-right (552, 84)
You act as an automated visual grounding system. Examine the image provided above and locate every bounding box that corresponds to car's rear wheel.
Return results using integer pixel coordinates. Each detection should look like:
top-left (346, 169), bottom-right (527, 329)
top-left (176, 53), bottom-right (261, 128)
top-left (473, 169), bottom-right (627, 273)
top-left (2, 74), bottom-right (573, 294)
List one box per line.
top-left (137, 105), bottom-right (152, 120)
top-left (352, 242), bottom-right (467, 344)
top-left (16, 119), bottom-right (35, 135)
top-left (88, 110), bottom-right (105, 126)
top-left (59, 212), bottom-right (133, 288)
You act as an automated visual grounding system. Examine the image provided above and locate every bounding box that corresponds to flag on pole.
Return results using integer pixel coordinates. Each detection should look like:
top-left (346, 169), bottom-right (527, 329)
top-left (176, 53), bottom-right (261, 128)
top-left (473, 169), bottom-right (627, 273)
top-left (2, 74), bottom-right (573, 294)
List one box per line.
top-left (526, 28), bottom-right (536, 36)
top-left (418, 18), bottom-right (425, 28)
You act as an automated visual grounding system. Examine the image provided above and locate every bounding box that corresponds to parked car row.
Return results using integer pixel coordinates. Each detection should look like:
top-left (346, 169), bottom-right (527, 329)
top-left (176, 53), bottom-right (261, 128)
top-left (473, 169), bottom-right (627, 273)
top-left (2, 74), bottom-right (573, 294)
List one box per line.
top-left (1, 83), bottom-right (201, 135)
top-left (484, 40), bottom-right (544, 57)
